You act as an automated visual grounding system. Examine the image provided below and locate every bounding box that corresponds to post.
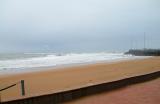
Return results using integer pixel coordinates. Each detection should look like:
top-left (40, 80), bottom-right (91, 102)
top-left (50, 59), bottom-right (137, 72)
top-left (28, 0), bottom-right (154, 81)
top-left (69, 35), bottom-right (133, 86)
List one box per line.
top-left (21, 80), bottom-right (25, 96)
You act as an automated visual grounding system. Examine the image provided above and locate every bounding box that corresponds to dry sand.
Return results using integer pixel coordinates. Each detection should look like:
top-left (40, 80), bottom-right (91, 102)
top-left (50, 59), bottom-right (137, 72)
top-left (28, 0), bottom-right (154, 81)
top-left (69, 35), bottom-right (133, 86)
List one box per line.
top-left (0, 57), bottom-right (160, 102)
top-left (65, 77), bottom-right (160, 104)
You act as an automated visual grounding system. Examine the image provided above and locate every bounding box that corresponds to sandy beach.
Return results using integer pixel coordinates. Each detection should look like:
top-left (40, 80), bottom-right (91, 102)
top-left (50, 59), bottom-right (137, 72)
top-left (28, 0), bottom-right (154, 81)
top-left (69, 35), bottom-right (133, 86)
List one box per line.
top-left (0, 57), bottom-right (160, 102)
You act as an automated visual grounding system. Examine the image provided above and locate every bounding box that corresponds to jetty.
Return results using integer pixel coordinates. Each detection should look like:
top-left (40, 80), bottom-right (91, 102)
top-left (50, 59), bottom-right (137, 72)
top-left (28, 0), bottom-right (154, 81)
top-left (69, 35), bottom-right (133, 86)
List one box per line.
top-left (125, 49), bottom-right (160, 56)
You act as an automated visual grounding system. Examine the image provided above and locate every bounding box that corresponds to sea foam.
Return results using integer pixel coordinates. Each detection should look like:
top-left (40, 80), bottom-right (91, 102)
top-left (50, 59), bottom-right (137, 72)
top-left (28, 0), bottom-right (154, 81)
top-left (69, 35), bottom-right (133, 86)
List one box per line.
top-left (0, 53), bottom-right (144, 74)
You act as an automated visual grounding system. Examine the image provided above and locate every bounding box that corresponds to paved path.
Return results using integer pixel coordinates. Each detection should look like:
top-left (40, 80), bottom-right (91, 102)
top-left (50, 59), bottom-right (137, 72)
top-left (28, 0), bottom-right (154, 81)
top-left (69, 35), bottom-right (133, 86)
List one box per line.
top-left (66, 77), bottom-right (160, 104)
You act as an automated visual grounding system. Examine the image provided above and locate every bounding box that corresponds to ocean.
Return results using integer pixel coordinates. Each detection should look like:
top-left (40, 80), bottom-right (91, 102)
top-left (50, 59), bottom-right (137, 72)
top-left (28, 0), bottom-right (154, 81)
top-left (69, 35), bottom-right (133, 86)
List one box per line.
top-left (0, 52), bottom-right (144, 75)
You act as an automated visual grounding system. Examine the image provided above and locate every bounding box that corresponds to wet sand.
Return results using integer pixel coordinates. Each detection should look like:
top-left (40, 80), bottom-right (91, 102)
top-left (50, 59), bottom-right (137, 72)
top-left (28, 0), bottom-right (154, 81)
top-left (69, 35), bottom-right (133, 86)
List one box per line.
top-left (66, 77), bottom-right (160, 104)
top-left (0, 57), bottom-right (160, 102)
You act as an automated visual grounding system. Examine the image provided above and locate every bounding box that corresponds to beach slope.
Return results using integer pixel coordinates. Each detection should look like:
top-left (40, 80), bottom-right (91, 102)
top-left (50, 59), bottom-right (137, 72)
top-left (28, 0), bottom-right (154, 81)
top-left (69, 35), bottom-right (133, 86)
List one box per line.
top-left (0, 57), bottom-right (160, 102)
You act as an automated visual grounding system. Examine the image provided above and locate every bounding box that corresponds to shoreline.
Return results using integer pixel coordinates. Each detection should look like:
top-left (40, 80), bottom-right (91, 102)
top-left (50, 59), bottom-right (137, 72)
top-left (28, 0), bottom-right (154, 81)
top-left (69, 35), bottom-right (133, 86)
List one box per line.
top-left (0, 56), bottom-right (150, 77)
top-left (0, 57), bottom-right (160, 102)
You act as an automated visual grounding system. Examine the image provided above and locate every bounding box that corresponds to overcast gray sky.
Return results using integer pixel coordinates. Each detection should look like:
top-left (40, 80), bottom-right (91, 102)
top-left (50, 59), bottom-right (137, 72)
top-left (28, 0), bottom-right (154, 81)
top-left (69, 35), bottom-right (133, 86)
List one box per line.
top-left (0, 0), bottom-right (160, 53)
